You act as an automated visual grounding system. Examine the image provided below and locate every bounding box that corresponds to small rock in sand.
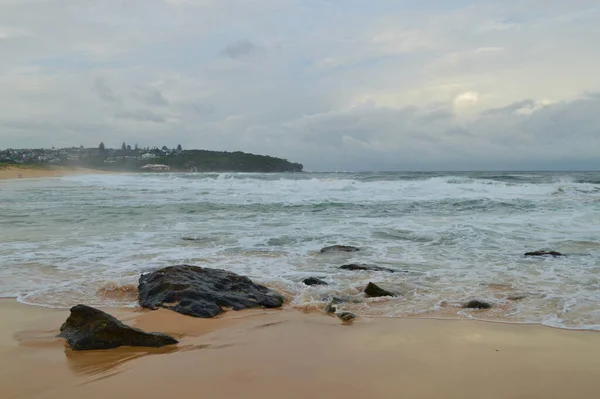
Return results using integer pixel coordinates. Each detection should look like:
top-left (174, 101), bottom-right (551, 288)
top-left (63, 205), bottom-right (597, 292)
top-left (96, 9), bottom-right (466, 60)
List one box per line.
top-left (336, 312), bottom-right (357, 323)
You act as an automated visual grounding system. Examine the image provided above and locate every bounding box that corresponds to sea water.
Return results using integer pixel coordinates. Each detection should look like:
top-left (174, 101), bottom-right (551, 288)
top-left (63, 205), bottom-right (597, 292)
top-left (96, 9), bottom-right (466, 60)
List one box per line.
top-left (1, 171), bottom-right (600, 329)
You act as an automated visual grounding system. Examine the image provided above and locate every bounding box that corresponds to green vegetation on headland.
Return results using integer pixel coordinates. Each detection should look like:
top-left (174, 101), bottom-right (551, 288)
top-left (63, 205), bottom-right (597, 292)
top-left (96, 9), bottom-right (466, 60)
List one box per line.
top-left (0, 144), bottom-right (303, 173)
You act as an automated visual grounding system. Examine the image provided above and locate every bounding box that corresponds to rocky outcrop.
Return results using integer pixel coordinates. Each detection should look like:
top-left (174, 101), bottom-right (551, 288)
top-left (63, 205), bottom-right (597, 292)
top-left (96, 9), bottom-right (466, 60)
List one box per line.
top-left (525, 250), bottom-right (564, 257)
top-left (463, 300), bottom-right (492, 309)
top-left (340, 264), bottom-right (396, 273)
top-left (364, 282), bottom-right (396, 298)
top-left (303, 277), bottom-right (328, 286)
top-left (320, 245), bottom-right (360, 254)
top-left (138, 265), bottom-right (285, 318)
top-left (58, 304), bottom-right (178, 351)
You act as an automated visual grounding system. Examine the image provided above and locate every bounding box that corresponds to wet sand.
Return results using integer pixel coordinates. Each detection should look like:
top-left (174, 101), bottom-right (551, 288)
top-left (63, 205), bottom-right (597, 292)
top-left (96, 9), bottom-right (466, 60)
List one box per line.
top-left (2, 299), bottom-right (600, 399)
top-left (0, 166), bottom-right (112, 180)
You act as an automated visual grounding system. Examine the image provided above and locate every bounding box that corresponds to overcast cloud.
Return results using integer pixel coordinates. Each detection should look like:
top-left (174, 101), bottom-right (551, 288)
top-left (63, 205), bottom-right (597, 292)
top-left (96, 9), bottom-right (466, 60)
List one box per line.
top-left (1, 0), bottom-right (599, 170)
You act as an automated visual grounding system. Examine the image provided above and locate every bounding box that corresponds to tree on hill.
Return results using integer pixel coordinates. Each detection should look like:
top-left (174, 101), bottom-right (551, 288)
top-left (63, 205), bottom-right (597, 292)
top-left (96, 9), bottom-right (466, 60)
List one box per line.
top-left (177, 144), bottom-right (182, 151)
top-left (121, 142), bottom-right (126, 151)
top-left (126, 144), bottom-right (132, 151)
top-left (161, 145), bottom-right (168, 151)
top-left (134, 143), bottom-right (139, 151)
top-left (99, 142), bottom-right (105, 152)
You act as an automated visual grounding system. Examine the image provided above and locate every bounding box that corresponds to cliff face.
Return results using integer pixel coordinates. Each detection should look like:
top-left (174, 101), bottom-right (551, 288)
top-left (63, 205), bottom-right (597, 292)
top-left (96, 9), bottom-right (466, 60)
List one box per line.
top-left (164, 150), bottom-right (303, 173)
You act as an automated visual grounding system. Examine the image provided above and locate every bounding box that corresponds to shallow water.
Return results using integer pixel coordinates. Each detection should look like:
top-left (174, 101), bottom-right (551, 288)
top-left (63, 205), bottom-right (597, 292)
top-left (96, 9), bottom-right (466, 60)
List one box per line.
top-left (1, 171), bottom-right (600, 329)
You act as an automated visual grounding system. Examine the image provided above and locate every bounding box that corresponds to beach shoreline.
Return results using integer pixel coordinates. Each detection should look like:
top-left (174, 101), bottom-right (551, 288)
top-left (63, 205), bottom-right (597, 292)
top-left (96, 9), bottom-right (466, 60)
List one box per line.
top-left (0, 165), bottom-right (114, 180)
top-left (3, 299), bottom-right (600, 399)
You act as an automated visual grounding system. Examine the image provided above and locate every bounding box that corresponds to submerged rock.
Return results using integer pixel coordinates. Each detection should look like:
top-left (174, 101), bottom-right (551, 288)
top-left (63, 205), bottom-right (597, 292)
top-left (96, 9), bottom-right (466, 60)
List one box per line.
top-left (322, 295), bottom-right (363, 304)
top-left (58, 304), bottom-right (178, 351)
top-left (340, 264), bottom-right (396, 273)
top-left (303, 277), bottom-right (328, 286)
top-left (463, 300), bottom-right (492, 309)
top-left (507, 294), bottom-right (526, 301)
top-left (336, 312), bottom-right (357, 323)
top-left (320, 245), bottom-right (360, 254)
top-left (524, 250), bottom-right (564, 257)
top-left (138, 265), bottom-right (284, 318)
top-left (181, 237), bottom-right (200, 241)
top-left (364, 282), bottom-right (397, 298)
top-left (324, 295), bottom-right (362, 314)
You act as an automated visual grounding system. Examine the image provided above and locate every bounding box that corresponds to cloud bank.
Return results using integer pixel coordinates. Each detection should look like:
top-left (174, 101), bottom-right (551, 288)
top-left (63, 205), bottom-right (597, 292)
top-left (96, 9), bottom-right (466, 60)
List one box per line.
top-left (1, 0), bottom-right (599, 170)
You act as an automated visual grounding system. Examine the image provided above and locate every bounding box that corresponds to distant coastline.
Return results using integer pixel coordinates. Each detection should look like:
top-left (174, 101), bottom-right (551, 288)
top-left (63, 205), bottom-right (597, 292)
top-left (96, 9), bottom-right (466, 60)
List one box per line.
top-left (0, 145), bottom-right (304, 173)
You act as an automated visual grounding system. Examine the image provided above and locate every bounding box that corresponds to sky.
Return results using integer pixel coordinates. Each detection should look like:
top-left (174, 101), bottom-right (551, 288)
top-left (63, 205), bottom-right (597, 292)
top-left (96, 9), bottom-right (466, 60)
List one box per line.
top-left (1, 0), bottom-right (599, 171)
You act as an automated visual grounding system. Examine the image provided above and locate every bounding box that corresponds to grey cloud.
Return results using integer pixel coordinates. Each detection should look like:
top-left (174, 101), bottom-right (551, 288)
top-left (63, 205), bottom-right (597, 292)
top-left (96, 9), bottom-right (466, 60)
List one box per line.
top-left (221, 41), bottom-right (261, 59)
top-left (114, 109), bottom-right (165, 123)
top-left (93, 78), bottom-right (117, 102)
top-left (483, 100), bottom-right (536, 115)
top-left (177, 102), bottom-right (215, 115)
top-left (255, 93), bottom-right (600, 171)
top-left (131, 88), bottom-right (169, 106)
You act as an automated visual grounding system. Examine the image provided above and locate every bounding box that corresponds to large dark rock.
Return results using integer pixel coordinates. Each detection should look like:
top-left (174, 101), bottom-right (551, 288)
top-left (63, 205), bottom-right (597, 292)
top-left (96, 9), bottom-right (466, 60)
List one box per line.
top-left (303, 277), bottom-right (328, 286)
top-left (525, 250), bottom-right (564, 257)
top-left (364, 282), bottom-right (396, 298)
top-left (463, 300), bottom-right (492, 309)
top-left (320, 245), bottom-right (360, 254)
top-left (58, 305), bottom-right (178, 351)
top-left (340, 264), bottom-right (396, 273)
top-left (138, 265), bottom-right (285, 318)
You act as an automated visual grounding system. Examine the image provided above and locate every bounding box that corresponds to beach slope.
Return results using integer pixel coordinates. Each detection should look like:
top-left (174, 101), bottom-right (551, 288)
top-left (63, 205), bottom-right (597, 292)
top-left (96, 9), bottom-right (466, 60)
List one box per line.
top-left (2, 300), bottom-right (600, 399)
top-left (0, 165), bottom-right (111, 180)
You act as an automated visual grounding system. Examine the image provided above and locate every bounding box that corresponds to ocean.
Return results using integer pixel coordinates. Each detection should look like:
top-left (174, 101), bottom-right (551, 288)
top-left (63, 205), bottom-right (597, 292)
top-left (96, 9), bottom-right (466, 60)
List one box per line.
top-left (1, 171), bottom-right (600, 329)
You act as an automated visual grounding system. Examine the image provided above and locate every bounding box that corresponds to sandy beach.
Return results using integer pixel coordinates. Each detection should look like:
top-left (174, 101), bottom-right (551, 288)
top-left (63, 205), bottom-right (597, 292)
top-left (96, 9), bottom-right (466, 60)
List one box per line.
top-left (0, 165), bottom-right (111, 180)
top-left (2, 299), bottom-right (600, 399)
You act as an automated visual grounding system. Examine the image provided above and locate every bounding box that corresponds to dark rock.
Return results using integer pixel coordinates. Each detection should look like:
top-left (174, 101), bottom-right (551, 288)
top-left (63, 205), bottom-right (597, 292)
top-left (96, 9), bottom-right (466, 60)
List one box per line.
top-left (320, 245), bottom-right (360, 254)
top-left (463, 300), bottom-right (492, 309)
top-left (325, 301), bottom-right (337, 314)
top-left (364, 282), bottom-right (396, 298)
top-left (524, 250), bottom-right (564, 257)
top-left (303, 277), bottom-right (328, 286)
top-left (58, 304), bottom-right (178, 351)
top-left (340, 264), bottom-right (396, 273)
top-left (138, 265), bottom-right (284, 318)
top-left (508, 294), bottom-right (526, 301)
top-left (336, 312), bottom-right (357, 323)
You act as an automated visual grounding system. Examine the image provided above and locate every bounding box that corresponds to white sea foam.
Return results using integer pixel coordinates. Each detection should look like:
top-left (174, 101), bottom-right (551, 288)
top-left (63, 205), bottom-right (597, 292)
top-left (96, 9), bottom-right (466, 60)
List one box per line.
top-left (1, 171), bottom-right (600, 329)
